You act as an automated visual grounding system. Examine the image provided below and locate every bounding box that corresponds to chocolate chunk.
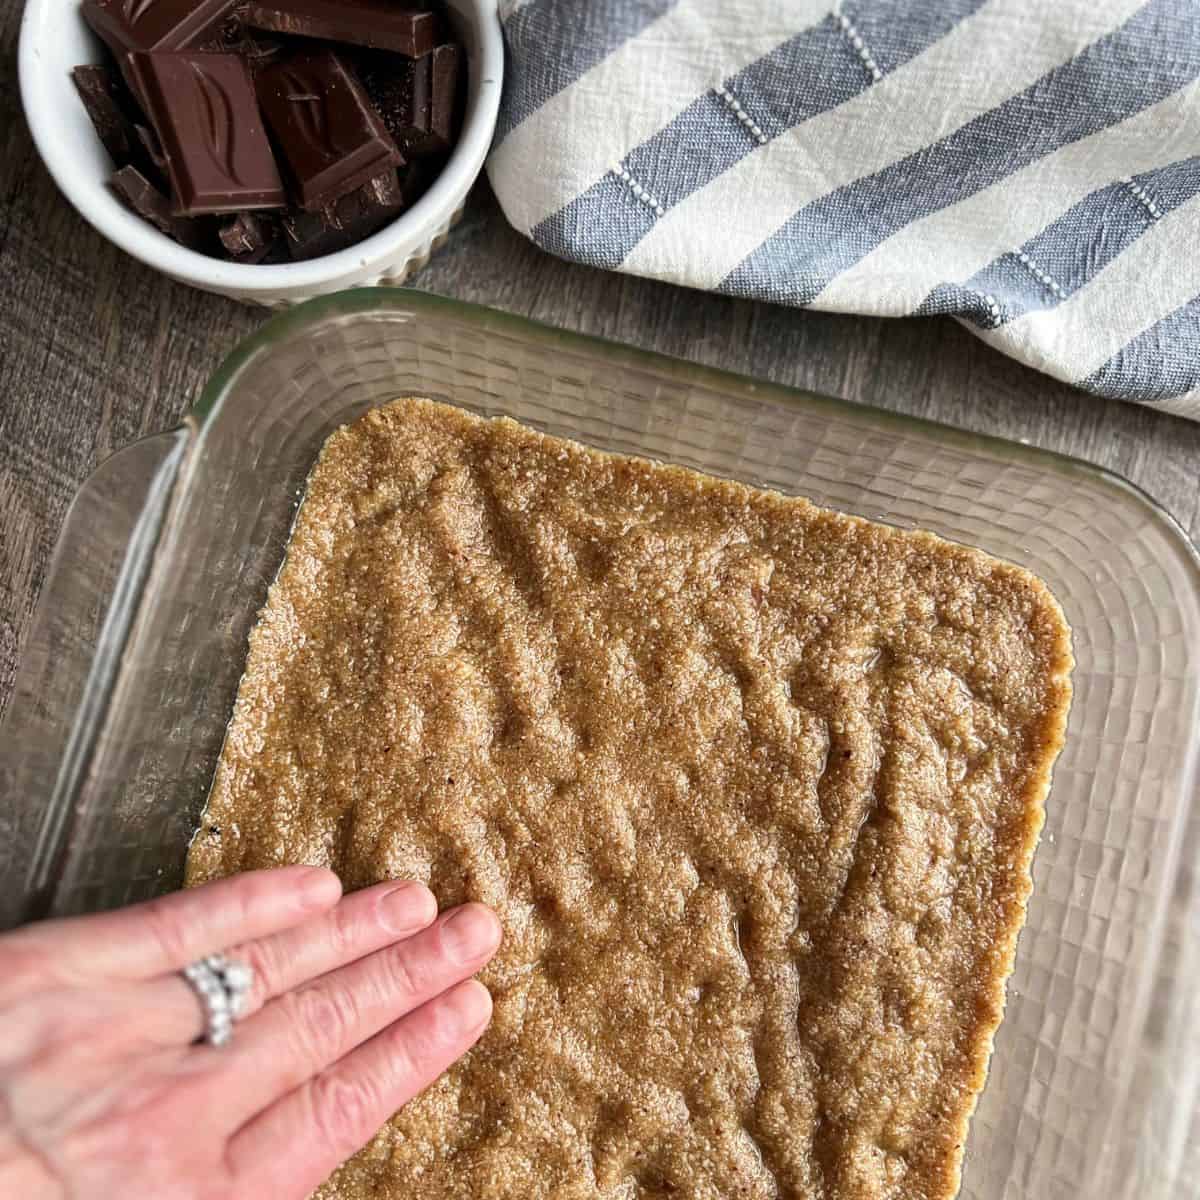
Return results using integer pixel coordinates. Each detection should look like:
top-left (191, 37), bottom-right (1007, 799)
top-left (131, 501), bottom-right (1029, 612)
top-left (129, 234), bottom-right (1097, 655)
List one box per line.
top-left (135, 124), bottom-right (169, 173)
top-left (280, 207), bottom-right (341, 260)
top-left (81, 0), bottom-right (237, 57)
top-left (243, 0), bottom-right (436, 57)
top-left (356, 42), bottom-right (460, 158)
top-left (71, 61), bottom-right (170, 184)
top-left (202, 7), bottom-right (287, 68)
top-left (71, 64), bottom-right (138, 165)
top-left (128, 51), bottom-right (286, 215)
top-left (397, 157), bottom-right (441, 208)
top-left (346, 169), bottom-right (404, 230)
top-left (256, 50), bottom-right (401, 211)
top-left (260, 238), bottom-right (292, 264)
top-left (217, 212), bottom-right (278, 261)
top-left (110, 165), bottom-right (204, 246)
top-left (354, 53), bottom-right (424, 144)
top-left (283, 169), bottom-right (402, 259)
top-left (424, 44), bottom-right (461, 149)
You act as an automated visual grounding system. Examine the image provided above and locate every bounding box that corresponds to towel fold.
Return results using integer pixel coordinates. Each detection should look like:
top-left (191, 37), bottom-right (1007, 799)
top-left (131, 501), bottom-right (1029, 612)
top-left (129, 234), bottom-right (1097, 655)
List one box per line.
top-left (487, 0), bottom-right (1200, 417)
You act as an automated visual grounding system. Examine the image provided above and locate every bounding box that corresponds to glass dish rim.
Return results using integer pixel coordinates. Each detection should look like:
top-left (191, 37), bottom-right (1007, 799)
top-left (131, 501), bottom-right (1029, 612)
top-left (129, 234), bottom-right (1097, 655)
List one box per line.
top-left (189, 287), bottom-right (1200, 586)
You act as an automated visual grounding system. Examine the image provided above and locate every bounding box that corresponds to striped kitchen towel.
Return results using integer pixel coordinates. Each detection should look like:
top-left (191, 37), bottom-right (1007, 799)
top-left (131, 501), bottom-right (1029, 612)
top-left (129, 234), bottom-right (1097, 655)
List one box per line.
top-left (486, 0), bottom-right (1200, 417)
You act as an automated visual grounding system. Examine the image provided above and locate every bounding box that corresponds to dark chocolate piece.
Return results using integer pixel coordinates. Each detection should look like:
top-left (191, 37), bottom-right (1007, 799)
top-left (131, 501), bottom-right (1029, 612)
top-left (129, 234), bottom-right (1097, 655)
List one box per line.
top-left (280, 207), bottom-right (342, 260)
top-left (109, 164), bottom-right (204, 246)
top-left (71, 61), bottom-right (169, 184)
top-left (135, 123), bottom-right (169, 173)
top-left (217, 211), bottom-right (278, 261)
top-left (356, 42), bottom-right (460, 158)
top-left (81, 0), bottom-right (237, 58)
top-left (243, 0), bottom-right (435, 57)
top-left (343, 168), bottom-right (404, 232)
top-left (424, 43), bottom-right (461, 148)
top-left (397, 157), bottom-right (441, 208)
top-left (71, 64), bottom-right (138, 165)
top-left (260, 238), bottom-right (292, 264)
top-left (354, 52), bottom-right (425, 144)
top-left (203, 7), bottom-right (287, 68)
top-left (256, 50), bottom-right (401, 211)
top-left (128, 51), bottom-right (286, 215)
top-left (283, 169), bottom-right (402, 259)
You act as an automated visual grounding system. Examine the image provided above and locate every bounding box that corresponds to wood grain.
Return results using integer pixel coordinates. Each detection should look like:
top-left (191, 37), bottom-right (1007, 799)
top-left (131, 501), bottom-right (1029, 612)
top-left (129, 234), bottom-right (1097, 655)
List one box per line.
top-left (2, 10), bottom-right (1199, 721)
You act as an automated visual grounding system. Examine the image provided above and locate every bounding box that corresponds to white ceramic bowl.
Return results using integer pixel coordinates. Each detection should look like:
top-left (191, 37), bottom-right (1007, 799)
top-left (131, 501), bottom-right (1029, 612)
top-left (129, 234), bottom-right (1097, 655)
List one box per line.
top-left (18, 0), bottom-right (502, 306)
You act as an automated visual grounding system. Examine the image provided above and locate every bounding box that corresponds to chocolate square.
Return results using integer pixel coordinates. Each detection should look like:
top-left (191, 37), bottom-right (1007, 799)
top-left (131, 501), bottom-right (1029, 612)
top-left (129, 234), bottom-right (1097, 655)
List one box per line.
top-left (257, 50), bottom-right (402, 211)
top-left (128, 51), bottom-right (286, 215)
top-left (283, 169), bottom-right (403, 259)
top-left (217, 211), bottom-right (280, 261)
top-left (356, 42), bottom-right (460, 159)
top-left (82, 0), bottom-right (238, 57)
top-left (243, 0), bottom-right (436, 57)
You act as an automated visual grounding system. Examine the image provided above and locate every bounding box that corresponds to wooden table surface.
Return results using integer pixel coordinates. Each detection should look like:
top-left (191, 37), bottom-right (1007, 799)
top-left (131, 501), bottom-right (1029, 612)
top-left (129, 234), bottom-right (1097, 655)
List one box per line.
top-left (3, 15), bottom-right (1200, 719)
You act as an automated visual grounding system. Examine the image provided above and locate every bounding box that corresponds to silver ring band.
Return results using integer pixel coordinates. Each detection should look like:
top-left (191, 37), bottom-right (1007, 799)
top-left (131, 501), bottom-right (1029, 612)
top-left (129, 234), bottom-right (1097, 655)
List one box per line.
top-left (204, 953), bottom-right (255, 1018)
top-left (181, 953), bottom-right (254, 1046)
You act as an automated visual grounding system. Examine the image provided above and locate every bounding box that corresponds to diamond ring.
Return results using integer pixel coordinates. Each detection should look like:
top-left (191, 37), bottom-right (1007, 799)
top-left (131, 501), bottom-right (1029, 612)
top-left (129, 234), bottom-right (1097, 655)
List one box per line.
top-left (181, 953), bottom-right (255, 1046)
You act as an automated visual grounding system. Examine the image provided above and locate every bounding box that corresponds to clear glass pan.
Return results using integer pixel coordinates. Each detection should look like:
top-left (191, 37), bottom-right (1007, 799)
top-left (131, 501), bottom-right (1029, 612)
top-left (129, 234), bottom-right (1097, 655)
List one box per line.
top-left (2, 290), bottom-right (1197, 1199)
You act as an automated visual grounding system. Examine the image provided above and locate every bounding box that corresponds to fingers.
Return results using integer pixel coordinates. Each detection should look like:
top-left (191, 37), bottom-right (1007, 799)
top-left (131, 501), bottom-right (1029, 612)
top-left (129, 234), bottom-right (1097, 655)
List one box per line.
top-left (219, 903), bottom-right (501, 1119)
top-left (234, 881), bottom-right (439, 1016)
top-left (3, 868), bottom-right (342, 991)
top-left (229, 980), bottom-right (492, 1197)
top-left (138, 881), bottom-right (439, 1046)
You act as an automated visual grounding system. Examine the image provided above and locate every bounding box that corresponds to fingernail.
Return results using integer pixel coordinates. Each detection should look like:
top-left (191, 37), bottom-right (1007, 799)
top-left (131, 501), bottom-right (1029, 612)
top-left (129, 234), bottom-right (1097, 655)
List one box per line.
top-left (298, 867), bottom-right (341, 908)
top-left (440, 904), bottom-right (500, 965)
top-left (380, 883), bottom-right (437, 935)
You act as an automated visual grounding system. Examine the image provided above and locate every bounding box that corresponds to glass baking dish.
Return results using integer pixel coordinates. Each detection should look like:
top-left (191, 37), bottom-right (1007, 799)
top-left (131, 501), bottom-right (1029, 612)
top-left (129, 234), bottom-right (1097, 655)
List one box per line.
top-left (1, 290), bottom-right (1197, 1199)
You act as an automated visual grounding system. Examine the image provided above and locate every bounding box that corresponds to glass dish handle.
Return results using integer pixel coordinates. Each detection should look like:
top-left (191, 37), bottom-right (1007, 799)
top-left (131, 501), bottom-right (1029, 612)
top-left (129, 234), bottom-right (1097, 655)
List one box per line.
top-left (0, 429), bottom-right (189, 929)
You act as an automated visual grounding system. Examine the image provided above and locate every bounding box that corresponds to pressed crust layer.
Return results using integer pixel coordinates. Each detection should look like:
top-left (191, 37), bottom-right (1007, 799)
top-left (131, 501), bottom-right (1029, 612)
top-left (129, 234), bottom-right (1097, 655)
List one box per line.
top-left (188, 398), bottom-right (1073, 1200)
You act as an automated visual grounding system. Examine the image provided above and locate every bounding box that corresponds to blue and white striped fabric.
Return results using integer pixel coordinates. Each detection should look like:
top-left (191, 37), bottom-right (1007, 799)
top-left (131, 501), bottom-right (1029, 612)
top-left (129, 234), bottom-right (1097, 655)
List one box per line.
top-left (487, 0), bottom-right (1200, 417)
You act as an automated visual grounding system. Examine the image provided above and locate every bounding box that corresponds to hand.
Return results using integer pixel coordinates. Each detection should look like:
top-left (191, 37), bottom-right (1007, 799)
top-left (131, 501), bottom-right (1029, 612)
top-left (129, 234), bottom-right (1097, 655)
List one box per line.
top-left (0, 867), bottom-right (501, 1199)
